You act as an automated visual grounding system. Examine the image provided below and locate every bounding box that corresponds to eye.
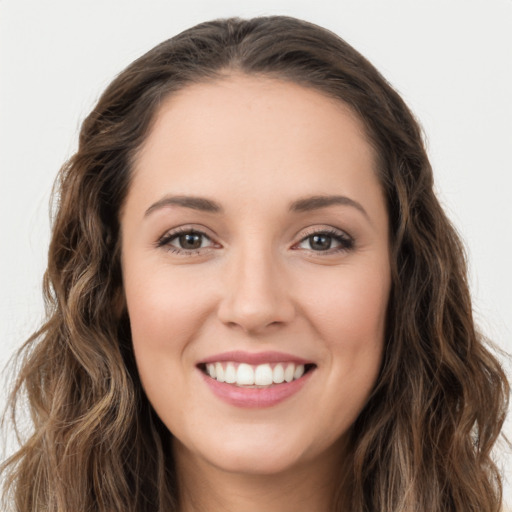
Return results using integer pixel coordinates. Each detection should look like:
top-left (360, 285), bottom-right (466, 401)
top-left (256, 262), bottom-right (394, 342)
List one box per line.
top-left (157, 228), bottom-right (217, 254)
top-left (295, 229), bottom-right (354, 253)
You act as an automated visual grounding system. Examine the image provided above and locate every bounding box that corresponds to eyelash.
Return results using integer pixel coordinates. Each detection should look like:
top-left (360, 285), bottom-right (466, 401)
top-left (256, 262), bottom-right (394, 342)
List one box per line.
top-left (295, 228), bottom-right (354, 254)
top-left (156, 226), bottom-right (354, 256)
top-left (156, 227), bottom-right (216, 255)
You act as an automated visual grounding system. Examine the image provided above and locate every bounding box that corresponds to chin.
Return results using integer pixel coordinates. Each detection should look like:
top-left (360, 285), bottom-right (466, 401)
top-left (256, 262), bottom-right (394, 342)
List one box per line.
top-left (178, 428), bottom-right (312, 477)
top-left (212, 444), bottom-right (307, 476)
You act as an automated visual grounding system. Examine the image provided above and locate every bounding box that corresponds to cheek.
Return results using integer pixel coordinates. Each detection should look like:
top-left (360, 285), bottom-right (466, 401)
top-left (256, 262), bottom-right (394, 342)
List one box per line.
top-left (123, 266), bottom-right (214, 421)
top-left (302, 263), bottom-right (390, 346)
top-left (124, 264), bottom-right (214, 347)
top-left (300, 263), bottom-right (389, 420)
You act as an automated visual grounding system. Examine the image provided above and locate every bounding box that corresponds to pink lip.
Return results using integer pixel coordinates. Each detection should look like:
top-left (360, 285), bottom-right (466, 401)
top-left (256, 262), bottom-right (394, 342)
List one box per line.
top-left (198, 350), bottom-right (311, 365)
top-left (199, 369), bottom-right (314, 408)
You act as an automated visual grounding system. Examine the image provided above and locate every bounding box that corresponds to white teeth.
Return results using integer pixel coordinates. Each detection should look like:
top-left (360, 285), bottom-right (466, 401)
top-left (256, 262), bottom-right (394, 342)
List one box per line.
top-left (254, 364), bottom-right (273, 385)
top-left (215, 362), bottom-right (225, 383)
top-left (273, 364), bottom-right (285, 384)
top-left (224, 362), bottom-right (236, 383)
top-left (236, 363), bottom-right (255, 385)
top-left (207, 363), bottom-right (216, 378)
top-left (205, 361), bottom-right (311, 386)
top-left (293, 364), bottom-right (305, 380)
top-left (284, 363), bottom-right (295, 383)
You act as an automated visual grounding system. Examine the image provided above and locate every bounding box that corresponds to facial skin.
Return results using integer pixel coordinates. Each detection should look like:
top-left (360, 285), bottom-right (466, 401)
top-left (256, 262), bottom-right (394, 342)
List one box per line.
top-left (120, 75), bottom-right (391, 510)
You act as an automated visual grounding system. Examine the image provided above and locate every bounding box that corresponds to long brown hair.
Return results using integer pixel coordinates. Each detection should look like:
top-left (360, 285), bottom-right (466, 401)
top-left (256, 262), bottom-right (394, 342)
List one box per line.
top-left (1, 16), bottom-right (509, 511)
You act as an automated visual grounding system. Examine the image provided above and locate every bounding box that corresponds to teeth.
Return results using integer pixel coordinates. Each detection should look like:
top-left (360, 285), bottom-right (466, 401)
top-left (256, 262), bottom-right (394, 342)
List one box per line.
top-left (294, 365), bottom-right (305, 380)
top-left (237, 363), bottom-right (254, 385)
top-left (284, 363), bottom-right (295, 383)
top-left (207, 363), bottom-right (216, 378)
top-left (273, 364), bottom-right (285, 384)
top-left (224, 362), bottom-right (236, 383)
top-left (215, 362), bottom-right (225, 383)
top-left (254, 364), bottom-right (273, 385)
top-left (205, 362), bottom-right (309, 386)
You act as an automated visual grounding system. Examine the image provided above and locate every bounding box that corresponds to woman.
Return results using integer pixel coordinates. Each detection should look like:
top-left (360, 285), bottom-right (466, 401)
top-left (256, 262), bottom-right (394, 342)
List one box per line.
top-left (1, 15), bottom-right (509, 512)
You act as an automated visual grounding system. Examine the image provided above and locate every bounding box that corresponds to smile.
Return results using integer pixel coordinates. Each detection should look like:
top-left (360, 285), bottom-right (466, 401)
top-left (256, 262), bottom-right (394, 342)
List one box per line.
top-left (202, 362), bottom-right (311, 387)
top-left (197, 352), bottom-right (316, 408)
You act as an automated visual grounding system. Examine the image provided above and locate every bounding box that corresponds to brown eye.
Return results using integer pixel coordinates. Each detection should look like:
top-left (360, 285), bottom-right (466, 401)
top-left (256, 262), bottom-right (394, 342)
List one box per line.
top-left (157, 229), bottom-right (215, 253)
top-left (177, 233), bottom-right (204, 250)
top-left (296, 229), bottom-right (354, 253)
top-left (308, 234), bottom-right (334, 251)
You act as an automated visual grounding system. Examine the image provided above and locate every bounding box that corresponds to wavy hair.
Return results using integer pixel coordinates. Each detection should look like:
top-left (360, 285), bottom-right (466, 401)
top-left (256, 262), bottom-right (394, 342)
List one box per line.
top-left (1, 15), bottom-right (509, 512)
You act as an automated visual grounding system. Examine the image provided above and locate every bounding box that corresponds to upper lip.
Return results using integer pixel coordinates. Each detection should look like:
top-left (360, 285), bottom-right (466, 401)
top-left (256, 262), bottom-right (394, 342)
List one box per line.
top-left (198, 350), bottom-right (313, 366)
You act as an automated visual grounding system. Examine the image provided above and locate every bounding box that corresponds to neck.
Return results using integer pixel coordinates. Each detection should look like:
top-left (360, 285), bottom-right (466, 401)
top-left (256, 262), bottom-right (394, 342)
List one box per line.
top-left (173, 438), bottom-right (351, 512)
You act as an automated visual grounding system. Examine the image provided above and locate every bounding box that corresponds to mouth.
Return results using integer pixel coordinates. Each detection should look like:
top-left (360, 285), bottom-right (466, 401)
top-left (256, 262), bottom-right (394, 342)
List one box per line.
top-left (198, 361), bottom-right (317, 388)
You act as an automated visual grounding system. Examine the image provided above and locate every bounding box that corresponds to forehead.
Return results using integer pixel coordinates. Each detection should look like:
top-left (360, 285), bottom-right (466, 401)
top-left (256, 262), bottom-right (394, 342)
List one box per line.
top-left (126, 74), bottom-right (383, 219)
top-left (137, 74), bottom-right (374, 166)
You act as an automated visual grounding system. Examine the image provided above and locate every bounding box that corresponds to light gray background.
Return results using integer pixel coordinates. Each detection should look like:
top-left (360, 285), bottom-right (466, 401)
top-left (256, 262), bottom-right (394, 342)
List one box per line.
top-left (1, 0), bottom-right (511, 506)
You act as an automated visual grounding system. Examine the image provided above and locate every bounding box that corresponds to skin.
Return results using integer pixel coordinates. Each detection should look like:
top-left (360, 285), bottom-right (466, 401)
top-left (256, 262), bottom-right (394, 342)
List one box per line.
top-left (120, 74), bottom-right (391, 512)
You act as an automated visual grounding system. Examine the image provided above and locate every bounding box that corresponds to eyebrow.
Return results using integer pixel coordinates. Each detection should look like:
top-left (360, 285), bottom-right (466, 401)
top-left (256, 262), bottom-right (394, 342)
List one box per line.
top-left (290, 195), bottom-right (370, 221)
top-left (144, 193), bottom-right (370, 221)
top-left (145, 195), bottom-right (223, 216)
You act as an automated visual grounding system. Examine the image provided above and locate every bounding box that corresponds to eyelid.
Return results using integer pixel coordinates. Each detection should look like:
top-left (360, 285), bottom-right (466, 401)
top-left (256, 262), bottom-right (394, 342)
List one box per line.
top-left (292, 225), bottom-right (354, 253)
top-left (156, 224), bottom-right (354, 256)
top-left (295, 225), bottom-right (353, 241)
top-left (156, 225), bottom-right (221, 254)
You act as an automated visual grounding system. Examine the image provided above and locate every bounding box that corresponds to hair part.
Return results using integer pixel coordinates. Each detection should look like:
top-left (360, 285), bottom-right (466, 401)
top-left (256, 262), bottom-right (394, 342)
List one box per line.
top-left (2, 15), bottom-right (509, 512)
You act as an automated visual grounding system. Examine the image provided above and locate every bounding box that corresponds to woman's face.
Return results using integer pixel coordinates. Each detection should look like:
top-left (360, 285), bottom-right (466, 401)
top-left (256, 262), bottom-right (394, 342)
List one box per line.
top-left (120, 75), bottom-right (391, 476)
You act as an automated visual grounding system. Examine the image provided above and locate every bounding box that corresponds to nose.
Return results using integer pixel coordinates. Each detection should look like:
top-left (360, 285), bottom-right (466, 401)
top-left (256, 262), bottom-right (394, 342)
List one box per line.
top-left (217, 246), bottom-right (296, 335)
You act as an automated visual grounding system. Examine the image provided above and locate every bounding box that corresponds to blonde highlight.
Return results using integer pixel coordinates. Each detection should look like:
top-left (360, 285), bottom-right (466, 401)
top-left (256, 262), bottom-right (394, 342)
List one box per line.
top-left (2, 16), bottom-right (509, 511)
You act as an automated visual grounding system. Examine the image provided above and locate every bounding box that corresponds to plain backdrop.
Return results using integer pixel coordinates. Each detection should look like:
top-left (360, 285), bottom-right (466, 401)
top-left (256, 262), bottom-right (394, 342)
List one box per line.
top-left (1, 0), bottom-right (511, 505)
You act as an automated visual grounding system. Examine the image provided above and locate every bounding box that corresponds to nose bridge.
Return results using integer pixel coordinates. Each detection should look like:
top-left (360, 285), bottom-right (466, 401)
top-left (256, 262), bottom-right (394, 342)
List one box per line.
top-left (217, 236), bottom-right (294, 333)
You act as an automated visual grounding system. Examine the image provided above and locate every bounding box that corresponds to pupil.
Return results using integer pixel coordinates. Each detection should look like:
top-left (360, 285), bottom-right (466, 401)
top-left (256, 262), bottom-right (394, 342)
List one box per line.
top-left (310, 234), bottom-right (331, 251)
top-left (180, 233), bottom-right (202, 249)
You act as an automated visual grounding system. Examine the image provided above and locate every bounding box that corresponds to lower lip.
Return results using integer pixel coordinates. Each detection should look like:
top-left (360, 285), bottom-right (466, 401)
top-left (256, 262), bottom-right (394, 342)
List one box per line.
top-left (200, 369), bottom-right (314, 408)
